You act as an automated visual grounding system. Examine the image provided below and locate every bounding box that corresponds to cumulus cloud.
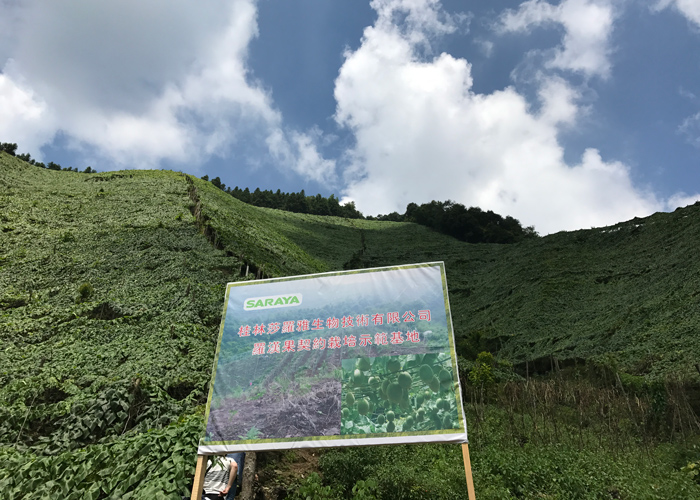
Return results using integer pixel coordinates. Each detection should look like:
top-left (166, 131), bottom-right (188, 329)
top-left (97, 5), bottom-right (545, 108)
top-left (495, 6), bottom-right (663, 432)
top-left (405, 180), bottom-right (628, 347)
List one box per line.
top-left (335, 0), bottom-right (669, 234)
top-left (656, 0), bottom-right (700, 27)
top-left (497, 0), bottom-right (615, 78)
top-left (0, 0), bottom-right (334, 179)
top-left (0, 64), bottom-right (55, 154)
top-left (666, 191), bottom-right (700, 209)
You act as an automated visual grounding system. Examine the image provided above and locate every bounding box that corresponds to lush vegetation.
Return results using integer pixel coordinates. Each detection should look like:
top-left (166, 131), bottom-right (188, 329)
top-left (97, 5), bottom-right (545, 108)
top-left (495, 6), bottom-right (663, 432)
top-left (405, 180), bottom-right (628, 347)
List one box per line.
top-left (200, 176), bottom-right (536, 244)
top-left (1, 150), bottom-right (699, 498)
top-left (0, 158), bottom-right (233, 498)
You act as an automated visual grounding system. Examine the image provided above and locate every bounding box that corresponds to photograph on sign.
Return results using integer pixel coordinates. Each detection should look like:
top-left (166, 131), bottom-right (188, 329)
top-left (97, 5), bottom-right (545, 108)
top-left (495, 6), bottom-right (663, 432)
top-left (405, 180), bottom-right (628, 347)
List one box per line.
top-left (198, 262), bottom-right (467, 454)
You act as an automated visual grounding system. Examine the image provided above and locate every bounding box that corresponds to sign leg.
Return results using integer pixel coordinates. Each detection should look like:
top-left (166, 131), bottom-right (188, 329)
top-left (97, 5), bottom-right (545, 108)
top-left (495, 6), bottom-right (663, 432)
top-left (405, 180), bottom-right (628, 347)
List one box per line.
top-left (190, 455), bottom-right (207, 500)
top-left (461, 443), bottom-right (476, 500)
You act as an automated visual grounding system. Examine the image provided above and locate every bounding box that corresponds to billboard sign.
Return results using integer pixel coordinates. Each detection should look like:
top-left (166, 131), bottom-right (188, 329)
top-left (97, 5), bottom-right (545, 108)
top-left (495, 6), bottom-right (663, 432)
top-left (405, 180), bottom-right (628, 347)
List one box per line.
top-left (198, 262), bottom-right (467, 454)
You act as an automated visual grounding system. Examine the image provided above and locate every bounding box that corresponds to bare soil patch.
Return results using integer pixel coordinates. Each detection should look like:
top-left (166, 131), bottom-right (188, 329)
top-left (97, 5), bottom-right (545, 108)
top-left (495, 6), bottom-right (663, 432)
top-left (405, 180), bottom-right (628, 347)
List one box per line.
top-left (207, 378), bottom-right (341, 441)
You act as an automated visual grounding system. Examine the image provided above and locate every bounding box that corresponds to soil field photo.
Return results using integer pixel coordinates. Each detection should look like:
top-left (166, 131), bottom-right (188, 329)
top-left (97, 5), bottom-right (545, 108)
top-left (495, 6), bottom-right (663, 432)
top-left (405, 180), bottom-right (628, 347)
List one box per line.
top-left (206, 348), bottom-right (342, 442)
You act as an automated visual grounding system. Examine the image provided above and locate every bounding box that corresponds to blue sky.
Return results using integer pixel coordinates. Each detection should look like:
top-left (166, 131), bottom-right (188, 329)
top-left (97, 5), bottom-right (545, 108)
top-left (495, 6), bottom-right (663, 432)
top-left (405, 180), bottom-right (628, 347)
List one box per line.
top-left (1, 0), bottom-right (699, 234)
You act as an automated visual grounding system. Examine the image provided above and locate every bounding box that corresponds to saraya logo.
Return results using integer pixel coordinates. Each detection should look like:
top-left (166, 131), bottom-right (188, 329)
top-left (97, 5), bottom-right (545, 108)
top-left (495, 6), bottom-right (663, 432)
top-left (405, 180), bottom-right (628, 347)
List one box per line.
top-left (244, 293), bottom-right (302, 311)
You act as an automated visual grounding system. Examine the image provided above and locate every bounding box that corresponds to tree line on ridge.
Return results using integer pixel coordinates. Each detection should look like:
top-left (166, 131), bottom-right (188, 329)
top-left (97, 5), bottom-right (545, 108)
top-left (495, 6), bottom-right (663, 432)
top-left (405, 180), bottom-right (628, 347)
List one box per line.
top-left (1, 142), bottom-right (96, 173)
top-left (202, 175), bottom-right (538, 244)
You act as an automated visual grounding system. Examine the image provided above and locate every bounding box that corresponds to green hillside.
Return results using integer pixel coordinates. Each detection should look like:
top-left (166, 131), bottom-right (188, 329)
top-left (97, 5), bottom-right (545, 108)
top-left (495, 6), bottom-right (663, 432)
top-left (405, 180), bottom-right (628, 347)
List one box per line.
top-left (1, 152), bottom-right (699, 499)
top-left (194, 169), bottom-right (700, 376)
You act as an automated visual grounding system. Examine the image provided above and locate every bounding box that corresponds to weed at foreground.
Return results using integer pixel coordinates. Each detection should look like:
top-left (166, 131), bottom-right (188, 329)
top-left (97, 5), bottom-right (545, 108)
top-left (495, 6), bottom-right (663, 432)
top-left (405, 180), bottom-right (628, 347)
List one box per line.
top-left (310, 406), bottom-right (700, 500)
top-left (464, 370), bottom-right (700, 450)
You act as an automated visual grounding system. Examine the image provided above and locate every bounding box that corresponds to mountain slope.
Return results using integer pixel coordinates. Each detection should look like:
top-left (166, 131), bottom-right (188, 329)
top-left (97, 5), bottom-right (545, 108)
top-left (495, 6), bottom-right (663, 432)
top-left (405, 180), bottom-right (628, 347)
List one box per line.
top-left (195, 172), bottom-right (700, 376)
top-left (2, 152), bottom-right (699, 498)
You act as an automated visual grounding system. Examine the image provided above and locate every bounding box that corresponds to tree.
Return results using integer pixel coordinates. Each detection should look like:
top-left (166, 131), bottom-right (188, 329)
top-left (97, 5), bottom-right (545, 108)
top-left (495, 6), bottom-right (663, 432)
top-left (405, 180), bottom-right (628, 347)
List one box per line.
top-left (0, 142), bottom-right (18, 156)
top-left (340, 200), bottom-right (362, 219)
top-left (312, 194), bottom-right (330, 215)
top-left (377, 211), bottom-right (404, 222)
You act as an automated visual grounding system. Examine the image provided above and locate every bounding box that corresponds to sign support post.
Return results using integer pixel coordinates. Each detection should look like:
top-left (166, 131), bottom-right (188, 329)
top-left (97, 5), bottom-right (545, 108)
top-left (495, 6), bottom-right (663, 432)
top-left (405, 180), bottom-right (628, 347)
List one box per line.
top-left (190, 455), bottom-right (206, 500)
top-left (462, 443), bottom-right (476, 500)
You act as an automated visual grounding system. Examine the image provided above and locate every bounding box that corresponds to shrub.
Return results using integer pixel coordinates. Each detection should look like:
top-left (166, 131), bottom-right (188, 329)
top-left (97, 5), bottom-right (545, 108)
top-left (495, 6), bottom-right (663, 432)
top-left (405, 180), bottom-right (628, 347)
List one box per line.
top-left (287, 472), bottom-right (340, 500)
top-left (320, 444), bottom-right (467, 500)
top-left (76, 282), bottom-right (94, 303)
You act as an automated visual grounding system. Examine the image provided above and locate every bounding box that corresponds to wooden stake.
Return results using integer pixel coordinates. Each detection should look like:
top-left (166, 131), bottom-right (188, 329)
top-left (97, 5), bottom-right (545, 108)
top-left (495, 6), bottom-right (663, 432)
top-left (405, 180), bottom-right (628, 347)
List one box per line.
top-left (461, 443), bottom-right (476, 500)
top-left (240, 451), bottom-right (257, 500)
top-left (190, 455), bottom-right (207, 500)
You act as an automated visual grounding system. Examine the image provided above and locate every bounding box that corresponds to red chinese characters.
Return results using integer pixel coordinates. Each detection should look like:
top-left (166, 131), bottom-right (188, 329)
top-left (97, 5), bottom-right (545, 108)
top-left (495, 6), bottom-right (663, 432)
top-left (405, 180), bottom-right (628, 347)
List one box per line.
top-left (356, 314), bottom-right (369, 327)
top-left (406, 330), bottom-right (420, 343)
top-left (390, 331), bottom-right (404, 344)
top-left (374, 332), bottom-right (388, 345)
top-left (248, 328), bottom-right (422, 356)
top-left (244, 307), bottom-right (432, 356)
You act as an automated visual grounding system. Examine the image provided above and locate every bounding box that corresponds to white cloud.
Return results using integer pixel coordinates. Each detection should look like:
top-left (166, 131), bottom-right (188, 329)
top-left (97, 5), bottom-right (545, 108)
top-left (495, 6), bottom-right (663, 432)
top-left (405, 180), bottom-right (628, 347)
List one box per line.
top-left (656, 0), bottom-right (700, 27)
top-left (678, 110), bottom-right (700, 148)
top-left (666, 191), bottom-right (700, 209)
top-left (498, 0), bottom-right (615, 78)
top-left (0, 0), bottom-right (334, 179)
top-left (335, 0), bottom-right (667, 234)
top-left (0, 63), bottom-right (55, 155)
top-left (538, 76), bottom-right (581, 126)
top-left (267, 128), bottom-right (336, 184)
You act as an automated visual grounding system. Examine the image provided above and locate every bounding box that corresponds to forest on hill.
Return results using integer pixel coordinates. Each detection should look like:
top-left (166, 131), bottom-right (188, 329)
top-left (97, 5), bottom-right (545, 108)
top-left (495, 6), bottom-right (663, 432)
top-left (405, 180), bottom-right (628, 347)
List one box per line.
top-left (1, 150), bottom-right (699, 499)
